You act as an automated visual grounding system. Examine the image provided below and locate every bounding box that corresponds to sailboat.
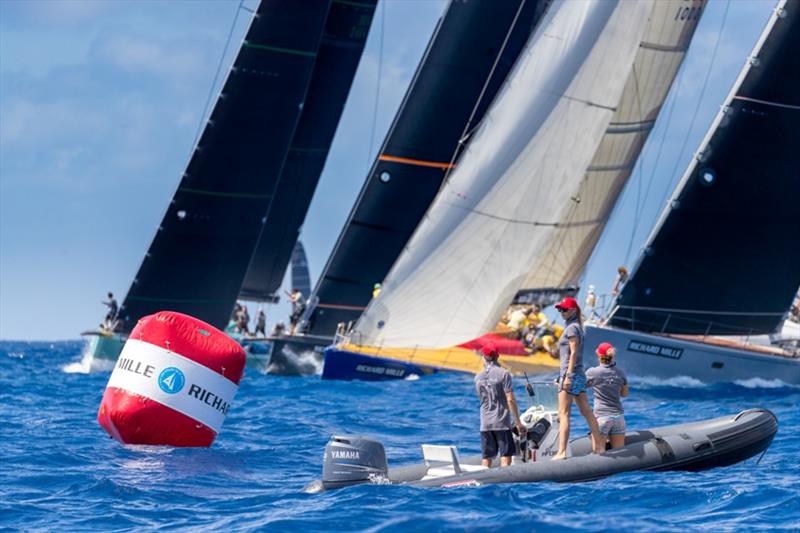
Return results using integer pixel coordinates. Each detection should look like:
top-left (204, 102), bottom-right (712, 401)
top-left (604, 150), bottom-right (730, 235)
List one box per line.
top-left (586, 0), bottom-right (800, 385)
top-left (82, 0), bottom-right (376, 360)
top-left (322, 0), bottom-right (705, 381)
top-left (258, 0), bottom-right (551, 373)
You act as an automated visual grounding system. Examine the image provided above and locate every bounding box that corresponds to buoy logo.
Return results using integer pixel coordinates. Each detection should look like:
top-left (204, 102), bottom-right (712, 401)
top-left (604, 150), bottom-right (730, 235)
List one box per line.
top-left (158, 367), bottom-right (185, 394)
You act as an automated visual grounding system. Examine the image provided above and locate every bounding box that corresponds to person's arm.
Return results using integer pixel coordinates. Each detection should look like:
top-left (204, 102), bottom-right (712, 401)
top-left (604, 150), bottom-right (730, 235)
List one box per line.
top-left (505, 390), bottom-right (526, 435)
top-left (620, 384), bottom-right (629, 397)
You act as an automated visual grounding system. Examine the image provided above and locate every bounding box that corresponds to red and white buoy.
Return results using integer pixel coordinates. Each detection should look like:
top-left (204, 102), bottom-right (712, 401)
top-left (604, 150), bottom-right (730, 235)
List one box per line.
top-left (97, 311), bottom-right (245, 447)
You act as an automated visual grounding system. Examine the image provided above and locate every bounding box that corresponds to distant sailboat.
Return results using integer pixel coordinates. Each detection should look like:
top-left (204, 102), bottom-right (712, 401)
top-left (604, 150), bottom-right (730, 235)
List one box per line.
top-left (587, 0), bottom-right (800, 384)
top-left (83, 0), bottom-right (376, 360)
top-left (323, 0), bottom-right (692, 380)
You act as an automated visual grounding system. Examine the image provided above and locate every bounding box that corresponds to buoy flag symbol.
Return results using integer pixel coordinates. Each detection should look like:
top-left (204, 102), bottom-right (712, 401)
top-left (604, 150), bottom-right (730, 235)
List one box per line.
top-left (158, 367), bottom-right (185, 394)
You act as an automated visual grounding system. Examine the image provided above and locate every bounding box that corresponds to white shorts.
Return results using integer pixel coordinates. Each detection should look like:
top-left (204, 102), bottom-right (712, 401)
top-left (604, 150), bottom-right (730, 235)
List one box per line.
top-left (597, 414), bottom-right (626, 436)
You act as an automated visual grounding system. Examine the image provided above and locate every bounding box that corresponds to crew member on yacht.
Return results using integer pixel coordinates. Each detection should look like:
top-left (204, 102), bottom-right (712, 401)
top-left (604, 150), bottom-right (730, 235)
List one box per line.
top-left (611, 266), bottom-right (629, 297)
top-left (586, 342), bottom-right (629, 450)
top-left (101, 292), bottom-right (118, 330)
top-left (372, 283), bottom-right (381, 299)
top-left (255, 309), bottom-right (267, 337)
top-left (475, 342), bottom-right (526, 467)
top-left (553, 297), bottom-right (604, 459)
top-left (287, 289), bottom-right (306, 335)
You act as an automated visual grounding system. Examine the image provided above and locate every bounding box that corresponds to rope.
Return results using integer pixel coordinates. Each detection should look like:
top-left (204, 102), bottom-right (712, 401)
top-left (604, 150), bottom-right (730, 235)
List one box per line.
top-left (654, 0), bottom-right (732, 217)
top-left (192, 0), bottom-right (246, 151)
top-left (440, 0), bottom-right (530, 188)
top-left (623, 63), bottom-right (646, 265)
top-left (365, 1), bottom-right (385, 171)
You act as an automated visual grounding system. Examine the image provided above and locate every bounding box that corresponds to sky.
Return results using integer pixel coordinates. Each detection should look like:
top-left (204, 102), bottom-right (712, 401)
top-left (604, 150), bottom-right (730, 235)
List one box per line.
top-left (0, 0), bottom-right (775, 340)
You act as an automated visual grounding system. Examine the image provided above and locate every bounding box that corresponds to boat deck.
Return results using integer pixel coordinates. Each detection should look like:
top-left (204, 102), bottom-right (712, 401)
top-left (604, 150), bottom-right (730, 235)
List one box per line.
top-left (338, 343), bottom-right (559, 376)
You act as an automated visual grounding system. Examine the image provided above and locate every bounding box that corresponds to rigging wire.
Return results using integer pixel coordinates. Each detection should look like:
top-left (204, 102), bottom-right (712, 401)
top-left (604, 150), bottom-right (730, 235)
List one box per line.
top-left (439, 0), bottom-right (530, 189)
top-left (653, 0), bottom-right (732, 225)
top-left (365, 1), bottom-right (386, 171)
top-left (191, 0), bottom-right (246, 151)
top-left (623, 64), bottom-right (647, 265)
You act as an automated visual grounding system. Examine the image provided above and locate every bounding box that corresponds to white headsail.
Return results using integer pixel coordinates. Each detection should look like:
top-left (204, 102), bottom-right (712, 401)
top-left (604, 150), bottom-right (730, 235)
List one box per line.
top-left (522, 0), bottom-right (705, 292)
top-left (354, 0), bottom-right (655, 349)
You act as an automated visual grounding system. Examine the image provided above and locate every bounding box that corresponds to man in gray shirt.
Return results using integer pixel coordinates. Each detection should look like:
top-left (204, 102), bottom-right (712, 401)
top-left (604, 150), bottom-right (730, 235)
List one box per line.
top-left (586, 342), bottom-right (629, 450)
top-left (475, 342), bottom-right (526, 467)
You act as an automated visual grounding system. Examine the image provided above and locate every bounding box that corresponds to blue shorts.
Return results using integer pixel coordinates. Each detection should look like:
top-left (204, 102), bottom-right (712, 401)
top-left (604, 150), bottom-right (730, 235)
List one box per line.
top-left (560, 373), bottom-right (587, 396)
top-left (480, 429), bottom-right (516, 459)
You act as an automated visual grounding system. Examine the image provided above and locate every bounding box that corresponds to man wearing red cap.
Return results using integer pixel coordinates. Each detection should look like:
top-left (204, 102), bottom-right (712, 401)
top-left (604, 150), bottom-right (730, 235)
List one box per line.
top-left (475, 342), bottom-right (526, 467)
top-left (586, 342), bottom-right (629, 450)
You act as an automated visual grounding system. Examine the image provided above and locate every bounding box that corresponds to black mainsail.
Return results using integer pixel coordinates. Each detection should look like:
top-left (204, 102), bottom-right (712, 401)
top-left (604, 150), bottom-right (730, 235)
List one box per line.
top-left (305, 0), bottom-right (549, 337)
top-left (118, 1), bottom-right (332, 333)
top-left (239, 0), bottom-right (376, 303)
top-left (611, 0), bottom-right (800, 336)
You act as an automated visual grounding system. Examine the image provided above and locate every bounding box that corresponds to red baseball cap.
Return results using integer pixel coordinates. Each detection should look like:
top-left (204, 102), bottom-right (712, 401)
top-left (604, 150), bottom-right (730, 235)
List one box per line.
top-left (480, 342), bottom-right (499, 359)
top-left (555, 297), bottom-right (578, 311)
top-left (596, 342), bottom-right (615, 357)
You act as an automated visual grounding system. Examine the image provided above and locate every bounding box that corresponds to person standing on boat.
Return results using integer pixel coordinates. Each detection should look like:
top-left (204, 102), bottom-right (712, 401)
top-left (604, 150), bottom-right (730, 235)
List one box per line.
top-left (553, 297), bottom-right (604, 459)
top-left (287, 289), bottom-right (306, 335)
top-left (611, 266), bottom-right (628, 297)
top-left (475, 342), bottom-right (526, 468)
top-left (255, 308), bottom-right (267, 337)
top-left (586, 342), bottom-right (629, 450)
top-left (101, 292), bottom-right (118, 330)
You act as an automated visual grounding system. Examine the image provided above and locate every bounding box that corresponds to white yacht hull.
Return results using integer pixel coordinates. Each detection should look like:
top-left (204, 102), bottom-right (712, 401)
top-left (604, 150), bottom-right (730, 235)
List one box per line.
top-left (585, 325), bottom-right (800, 385)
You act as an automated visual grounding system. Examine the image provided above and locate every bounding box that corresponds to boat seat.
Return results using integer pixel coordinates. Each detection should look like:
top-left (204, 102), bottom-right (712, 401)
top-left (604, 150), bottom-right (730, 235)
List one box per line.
top-left (421, 445), bottom-right (487, 479)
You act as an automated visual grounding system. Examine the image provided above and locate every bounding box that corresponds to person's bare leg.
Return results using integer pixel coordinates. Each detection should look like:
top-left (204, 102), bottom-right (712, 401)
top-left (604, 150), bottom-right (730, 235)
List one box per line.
top-left (482, 458), bottom-right (492, 468)
top-left (553, 391), bottom-right (573, 460)
top-left (575, 393), bottom-right (605, 454)
top-left (500, 456), bottom-right (512, 467)
top-left (610, 434), bottom-right (626, 449)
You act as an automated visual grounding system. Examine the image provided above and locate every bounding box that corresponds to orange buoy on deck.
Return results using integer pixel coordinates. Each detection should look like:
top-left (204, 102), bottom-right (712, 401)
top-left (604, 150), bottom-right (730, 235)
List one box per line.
top-left (97, 311), bottom-right (245, 447)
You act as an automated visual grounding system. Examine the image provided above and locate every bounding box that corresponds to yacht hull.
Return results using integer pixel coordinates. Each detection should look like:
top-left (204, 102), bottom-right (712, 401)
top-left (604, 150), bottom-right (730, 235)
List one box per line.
top-left (585, 325), bottom-right (800, 385)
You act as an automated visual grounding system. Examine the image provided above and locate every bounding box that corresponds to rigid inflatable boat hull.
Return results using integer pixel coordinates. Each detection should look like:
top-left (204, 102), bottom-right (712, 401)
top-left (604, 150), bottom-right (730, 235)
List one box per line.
top-left (310, 409), bottom-right (777, 491)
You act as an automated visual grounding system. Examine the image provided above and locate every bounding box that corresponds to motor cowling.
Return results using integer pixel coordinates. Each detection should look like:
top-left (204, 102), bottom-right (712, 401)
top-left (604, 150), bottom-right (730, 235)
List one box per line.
top-left (322, 435), bottom-right (388, 489)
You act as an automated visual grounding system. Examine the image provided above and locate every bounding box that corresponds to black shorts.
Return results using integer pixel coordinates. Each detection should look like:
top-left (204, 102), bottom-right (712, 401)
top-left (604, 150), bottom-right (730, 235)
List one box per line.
top-left (480, 429), bottom-right (516, 459)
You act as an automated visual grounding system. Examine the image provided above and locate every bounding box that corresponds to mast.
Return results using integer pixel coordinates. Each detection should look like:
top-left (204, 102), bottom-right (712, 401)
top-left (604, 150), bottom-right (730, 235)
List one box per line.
top-left (304, 0), bottom-right (549, 337)
top-left (611, 0), bottom-right (800, 336)
top-left (354, 0), bottom-right (655, 349)
top-left (118, 1), bottom-right (332, 333)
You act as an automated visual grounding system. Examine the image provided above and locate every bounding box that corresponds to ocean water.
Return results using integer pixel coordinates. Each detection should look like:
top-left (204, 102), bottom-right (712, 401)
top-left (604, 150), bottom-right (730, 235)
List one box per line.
top-left (1, 340), bottom-right (798, 532)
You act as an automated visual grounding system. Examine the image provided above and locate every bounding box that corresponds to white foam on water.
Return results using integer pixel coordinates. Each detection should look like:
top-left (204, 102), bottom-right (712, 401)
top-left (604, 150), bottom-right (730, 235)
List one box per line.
top-left (404, 374), bottom-right (420, 381)
top-left (266, 346), bottom-right (324, 376)
top-left (733, 377), bottom-right (796, 389)
top-left (62, 344), bottom-right (116, 374)
top-left (629, 375), bottom-right (707, 388)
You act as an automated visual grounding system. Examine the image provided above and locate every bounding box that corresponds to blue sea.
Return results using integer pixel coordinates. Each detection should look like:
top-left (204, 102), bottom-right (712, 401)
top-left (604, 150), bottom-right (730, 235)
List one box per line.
top-left (1, 340), bottom-right (798, 531)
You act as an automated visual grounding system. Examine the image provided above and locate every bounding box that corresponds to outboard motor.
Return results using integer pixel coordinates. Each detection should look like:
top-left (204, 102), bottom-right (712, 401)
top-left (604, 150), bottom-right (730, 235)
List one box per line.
top-left (322, 435), bottom-right (388, 490)
top-left (527, 418), bottom-right (551, 449)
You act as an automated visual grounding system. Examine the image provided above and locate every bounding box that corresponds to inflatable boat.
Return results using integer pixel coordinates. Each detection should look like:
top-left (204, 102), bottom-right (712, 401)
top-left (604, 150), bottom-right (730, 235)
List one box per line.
top-left (306, 382), bottom-right (777, 491)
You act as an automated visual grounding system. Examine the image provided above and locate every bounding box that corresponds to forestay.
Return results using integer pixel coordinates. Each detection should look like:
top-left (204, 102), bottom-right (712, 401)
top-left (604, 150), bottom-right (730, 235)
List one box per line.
top-left (520, 0), bottom-right (705, 294)
top-left (354, 0), bottom-right (654, 349)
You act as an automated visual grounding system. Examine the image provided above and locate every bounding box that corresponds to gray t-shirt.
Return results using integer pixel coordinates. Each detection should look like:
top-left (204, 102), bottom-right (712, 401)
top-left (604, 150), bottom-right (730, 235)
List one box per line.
top-left (558, 318), bottom-right (584, 377)
top-left (586, 363), bottom-right (628, 417)
top-left (475, 362), bottom-right (513, 431)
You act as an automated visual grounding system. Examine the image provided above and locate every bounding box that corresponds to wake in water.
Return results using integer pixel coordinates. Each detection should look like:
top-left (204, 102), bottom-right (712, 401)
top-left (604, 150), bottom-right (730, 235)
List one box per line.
top-left (61, 341), bottom-right (116, 374)
top-left (629, 374), bottom-right (799, 391)
top-left (265, 346), bottom-right (324, 376)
